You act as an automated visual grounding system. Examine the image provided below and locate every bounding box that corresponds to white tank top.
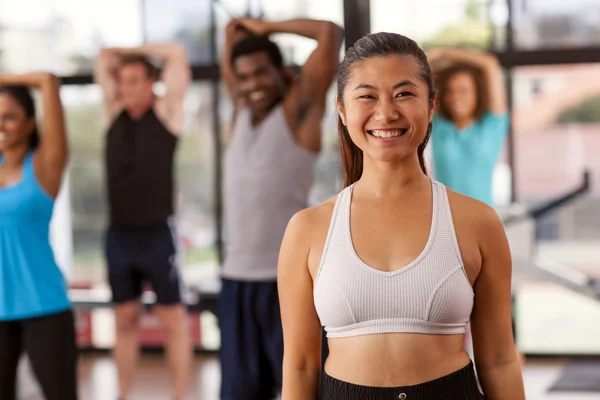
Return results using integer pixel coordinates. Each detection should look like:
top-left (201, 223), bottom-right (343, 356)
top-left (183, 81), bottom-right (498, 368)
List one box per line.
top-left (314, 180), bottom-right (474, 338)
top-left (223, 105), bottom-right (317, 280)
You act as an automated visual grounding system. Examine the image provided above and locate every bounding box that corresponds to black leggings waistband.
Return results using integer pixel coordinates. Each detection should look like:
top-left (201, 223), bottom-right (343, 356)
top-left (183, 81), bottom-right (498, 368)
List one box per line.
top-left (320, 361), bottom-right (484, 400)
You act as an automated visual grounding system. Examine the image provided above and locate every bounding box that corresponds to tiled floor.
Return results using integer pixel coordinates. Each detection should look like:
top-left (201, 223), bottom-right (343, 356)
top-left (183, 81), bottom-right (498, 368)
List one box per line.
top-left (76, 353), bottom-right (221, 400)
top-left (53, 354), bottom-right (599, 399)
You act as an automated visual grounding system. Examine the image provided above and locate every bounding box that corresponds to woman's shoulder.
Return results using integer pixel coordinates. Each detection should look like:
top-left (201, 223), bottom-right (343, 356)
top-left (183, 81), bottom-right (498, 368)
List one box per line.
top-left (477, 110), bottom-right (510, 127)
top-left (287, 194), bottom-right (339, 236)
top-left (443, 187), bottom-right (507, 274)
top-left (432, 113), bottom-right (453, 127)
top-left (431, 113), bottom-right (456, 138)
top-left (445, 186), bottom-right (504, 235)
top-left (280, 194), bottom-right (341, 272)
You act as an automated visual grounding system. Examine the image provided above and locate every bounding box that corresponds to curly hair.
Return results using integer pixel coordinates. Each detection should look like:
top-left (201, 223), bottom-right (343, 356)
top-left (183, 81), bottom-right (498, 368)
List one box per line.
top-left (435, 63), bottom-right (488, 121)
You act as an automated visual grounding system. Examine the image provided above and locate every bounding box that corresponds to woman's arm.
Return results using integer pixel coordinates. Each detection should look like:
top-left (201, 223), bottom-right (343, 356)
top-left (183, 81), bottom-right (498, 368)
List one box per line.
top-left (278, 210), bottom-right (323, 400)
top-left (428, 47), bottom-right (507, 115)
top-left (0, 73), bottom-right (67, 198)
top-left (470, 205), bottom-right (525, 400)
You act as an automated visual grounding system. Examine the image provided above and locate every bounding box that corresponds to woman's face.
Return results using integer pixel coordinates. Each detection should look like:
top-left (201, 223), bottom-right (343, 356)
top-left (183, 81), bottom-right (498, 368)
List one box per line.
top-left (442, 71), bottom-right (478, 122)
top-left (0, 93), bottom-right (34, 152)
top-left (337, 54), bottom-right (434, 164)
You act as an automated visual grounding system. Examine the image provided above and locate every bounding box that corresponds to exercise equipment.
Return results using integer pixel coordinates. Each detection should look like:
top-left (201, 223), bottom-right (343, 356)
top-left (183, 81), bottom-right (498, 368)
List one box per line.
top-left (503, 171), bottom-right (600, 301)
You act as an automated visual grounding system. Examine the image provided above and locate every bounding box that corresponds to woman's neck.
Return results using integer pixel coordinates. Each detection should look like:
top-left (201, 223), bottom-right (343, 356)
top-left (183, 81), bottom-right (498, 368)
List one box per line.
top-left (357, 154), bottom-right (430, 199)
top-left (453, 116), bottom-right (475, 129)
top-left (0, 146), bottom-right (29, 169)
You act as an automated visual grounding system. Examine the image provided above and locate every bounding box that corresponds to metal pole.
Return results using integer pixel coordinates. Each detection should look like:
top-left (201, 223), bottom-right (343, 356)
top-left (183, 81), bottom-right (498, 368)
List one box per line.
top-left (140, 0), bottom-right (147, 43)
top-left (210, 0), bottom-right (224, 266)
top-left (343, 0), bottom-right (371, 50)
top-left (506, 0), bottom-right (516, 203)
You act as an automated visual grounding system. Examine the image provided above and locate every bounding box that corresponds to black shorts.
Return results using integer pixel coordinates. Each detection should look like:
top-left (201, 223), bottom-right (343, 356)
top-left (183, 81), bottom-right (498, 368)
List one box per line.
top-left (218, 279), bottom-right (284, 400)
top-left (320, 361), bottom-right (485, 400)
top-left (106, 220), bottom-right (184, 305)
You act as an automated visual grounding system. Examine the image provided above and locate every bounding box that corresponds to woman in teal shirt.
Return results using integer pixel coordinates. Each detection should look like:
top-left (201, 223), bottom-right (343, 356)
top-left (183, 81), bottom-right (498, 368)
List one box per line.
top-left (0, 73), bottom-right (77, 399)
top-left (427, 48), bottom-right (524, 364)
top-left (428, 47), bottom-right (509, 207)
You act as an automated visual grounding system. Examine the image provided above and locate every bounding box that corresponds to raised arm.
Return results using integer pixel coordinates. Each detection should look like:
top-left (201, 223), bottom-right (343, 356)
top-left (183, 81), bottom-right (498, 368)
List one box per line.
top-left (239, 18), bottom-right (343, 105)
top-left (278, 211), bottom-right (323, 400)
top-left (94, 49), bottom-right (123, 120)
top-left (236, 18), bottom-right (343, 151)
top-left (470, 206), bottom-right (525, 400)
top-left (221, 20), bottom-right (251, 103)
top-left (428, 47), bottom-right (507, 115)
top-left (96, 44), bottom-right (190, 133)
top-left (0, 73), bottom-right (67, 198)
top-left (125, 43), bottom-right (190, 112)
top-left (118, 43), bottom-right (190, 133)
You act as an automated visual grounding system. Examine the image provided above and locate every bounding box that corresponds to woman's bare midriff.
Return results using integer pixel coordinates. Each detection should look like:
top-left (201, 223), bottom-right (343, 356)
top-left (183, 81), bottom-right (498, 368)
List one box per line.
top-left (324, 332), bottom-right (472, 387)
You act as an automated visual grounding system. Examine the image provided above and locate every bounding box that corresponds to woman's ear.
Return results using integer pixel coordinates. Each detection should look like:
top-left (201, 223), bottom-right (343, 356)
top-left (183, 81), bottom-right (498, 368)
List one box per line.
top-left (336, 96), bottom-right (347, 126)
top-left (429, 93), bottom-right (437, 123)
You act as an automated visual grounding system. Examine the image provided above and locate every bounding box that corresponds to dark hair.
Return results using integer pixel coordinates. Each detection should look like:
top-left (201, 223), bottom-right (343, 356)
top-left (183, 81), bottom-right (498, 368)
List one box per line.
top-left (337, 32), bottom-right (436, 187)
top-left (230, 35), bottom-right (284, 70)
top-left (0, 85), bottom-right (39, 150)
top-left (436, 64), bottom-right (487, 121)
top-left (120, 54), bottom-right (160, 80)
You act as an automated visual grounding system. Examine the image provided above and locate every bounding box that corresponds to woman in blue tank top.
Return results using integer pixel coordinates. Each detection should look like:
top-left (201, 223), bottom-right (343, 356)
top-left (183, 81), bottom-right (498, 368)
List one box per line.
top-left (427, 47), bottom-right (509, 207)
top-left (0, 73), bottom-right (77, 399)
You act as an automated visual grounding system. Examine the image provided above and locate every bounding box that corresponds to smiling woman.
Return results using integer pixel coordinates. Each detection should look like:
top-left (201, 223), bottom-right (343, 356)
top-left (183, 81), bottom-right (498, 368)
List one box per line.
top-left (0, 73), bottom-right (77, 400)
top-left (427, 47), bottom-right (508, 208)
top-left (335, 37), bottom-right (436, 187)
top-left (277, 32), bottom-right (525, 400)
top-left (0, 87), bottom-right (39, 158)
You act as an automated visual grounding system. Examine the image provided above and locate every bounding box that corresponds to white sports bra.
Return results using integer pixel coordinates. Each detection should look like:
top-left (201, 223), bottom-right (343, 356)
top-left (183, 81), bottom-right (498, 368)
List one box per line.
top-left (313, 180), bottom-right (474, 338)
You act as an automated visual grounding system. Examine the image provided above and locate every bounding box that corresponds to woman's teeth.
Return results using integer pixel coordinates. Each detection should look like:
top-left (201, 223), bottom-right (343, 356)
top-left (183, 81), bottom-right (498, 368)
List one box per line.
top-left (0, 132), bottom-right (6, 142)
top-left (369, 129), bottom-right (406, 138)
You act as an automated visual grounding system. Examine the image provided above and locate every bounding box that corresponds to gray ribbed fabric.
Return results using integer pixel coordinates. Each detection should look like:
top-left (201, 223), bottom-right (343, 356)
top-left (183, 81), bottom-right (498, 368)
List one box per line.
top-left (222, 105), bottom-right (317, 281)
top-left (314, 180), bottom-right (474, 338)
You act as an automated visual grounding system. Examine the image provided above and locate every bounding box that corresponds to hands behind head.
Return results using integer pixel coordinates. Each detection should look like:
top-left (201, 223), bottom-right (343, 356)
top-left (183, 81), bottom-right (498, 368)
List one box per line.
top-left (102, 47), bottom-right (127, 56)
top-left (427, 47), bottom-right (475, 70)
top-left (226, 18), bottom-right (269, 42)
top-left (426, 46), bottom-right (495, 70)
top-left (100, 48), bottom-right (125, 71)
top-left (237, 18), bottom-right (270, 36)
top-left (26, 72), bottom-right (59, 83)
top-left (426, 48), bottom-right (445, 61)
top-left (0, 72), bottom-right (59, 88)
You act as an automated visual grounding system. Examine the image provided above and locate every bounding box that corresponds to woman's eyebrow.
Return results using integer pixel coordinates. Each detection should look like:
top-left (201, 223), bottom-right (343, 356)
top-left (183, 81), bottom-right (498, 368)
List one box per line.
top-left (353, 80), bottom-right (417, 91)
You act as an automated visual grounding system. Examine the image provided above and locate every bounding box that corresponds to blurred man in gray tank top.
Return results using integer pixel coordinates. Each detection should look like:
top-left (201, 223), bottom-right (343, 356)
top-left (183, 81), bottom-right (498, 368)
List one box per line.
top-left (220, 17), bottom-right (342, 400)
